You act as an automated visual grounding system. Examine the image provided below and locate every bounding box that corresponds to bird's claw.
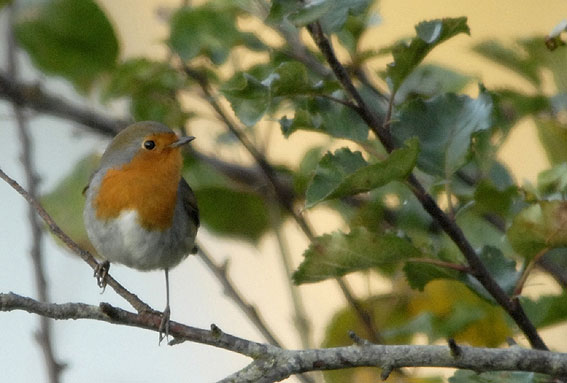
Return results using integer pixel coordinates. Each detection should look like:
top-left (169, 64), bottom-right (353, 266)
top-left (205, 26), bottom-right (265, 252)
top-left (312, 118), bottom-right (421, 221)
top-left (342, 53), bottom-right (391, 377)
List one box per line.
top-left (158, 306), bottom-right (171, 345)
top-left (94, 261), bottom-right (110, 292)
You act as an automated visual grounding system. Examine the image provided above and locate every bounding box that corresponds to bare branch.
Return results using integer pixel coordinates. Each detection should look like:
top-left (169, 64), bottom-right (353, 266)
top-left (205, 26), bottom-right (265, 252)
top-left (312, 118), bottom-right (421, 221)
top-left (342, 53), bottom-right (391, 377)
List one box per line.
top-left (6, 5), bottom-right (64, 381)
top-left (3, 292), bottom-right (566, 383)
top-left (196, 244), bottom-right (284, 347)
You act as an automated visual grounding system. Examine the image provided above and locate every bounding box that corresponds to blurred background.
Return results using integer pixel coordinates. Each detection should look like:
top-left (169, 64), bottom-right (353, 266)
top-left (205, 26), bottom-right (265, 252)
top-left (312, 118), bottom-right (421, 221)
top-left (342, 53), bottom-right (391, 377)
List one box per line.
top-left (1, 0), bottom-right (567, 382)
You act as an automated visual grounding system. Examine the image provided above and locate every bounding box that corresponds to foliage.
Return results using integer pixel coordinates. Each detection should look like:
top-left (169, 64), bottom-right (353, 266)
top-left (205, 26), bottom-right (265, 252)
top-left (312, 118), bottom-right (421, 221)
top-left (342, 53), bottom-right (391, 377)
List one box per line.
top-left (11, 0), bottom-right (567, 382)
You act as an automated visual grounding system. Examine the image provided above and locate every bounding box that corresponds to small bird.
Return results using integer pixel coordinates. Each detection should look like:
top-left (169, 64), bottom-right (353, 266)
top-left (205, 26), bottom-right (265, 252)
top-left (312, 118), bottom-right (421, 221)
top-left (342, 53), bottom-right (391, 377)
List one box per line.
top-left (83, 121), bottom-right (199, 342)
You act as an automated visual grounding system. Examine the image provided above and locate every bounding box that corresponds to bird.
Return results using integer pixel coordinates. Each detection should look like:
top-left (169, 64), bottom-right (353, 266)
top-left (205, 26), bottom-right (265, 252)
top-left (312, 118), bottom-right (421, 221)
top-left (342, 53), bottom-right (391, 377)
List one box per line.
top-left (83, 121), bottom-right (199, 343)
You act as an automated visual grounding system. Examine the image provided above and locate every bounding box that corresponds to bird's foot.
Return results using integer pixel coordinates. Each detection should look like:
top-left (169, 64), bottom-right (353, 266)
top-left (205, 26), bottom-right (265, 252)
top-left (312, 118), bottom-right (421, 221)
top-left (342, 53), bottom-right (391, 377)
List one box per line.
top-left (158, 305), bottom-right (171, 345)
top-left (94, 261), bottom-right (110, 292)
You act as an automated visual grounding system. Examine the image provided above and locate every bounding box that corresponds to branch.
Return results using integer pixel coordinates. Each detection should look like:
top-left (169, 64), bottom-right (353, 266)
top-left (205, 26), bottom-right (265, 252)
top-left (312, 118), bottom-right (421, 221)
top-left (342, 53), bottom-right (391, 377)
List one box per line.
top-left (0, 71), bottom-right (127, 135)
top-left (0, 167), bottom-right (153, 314)
top-left (195, 244), bottom-right (284, 347)
top-left (3, 292), bottom-right (567, 383)
top-left (305, 21), bottom-right (548, 351)
top-left (6, 4), bottom-right (64, 381)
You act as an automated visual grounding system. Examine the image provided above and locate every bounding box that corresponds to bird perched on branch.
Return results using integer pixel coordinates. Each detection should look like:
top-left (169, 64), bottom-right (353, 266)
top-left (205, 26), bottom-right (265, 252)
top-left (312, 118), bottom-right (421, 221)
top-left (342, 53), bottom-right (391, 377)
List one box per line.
top-left (83, 121), bottom-right (199, 343)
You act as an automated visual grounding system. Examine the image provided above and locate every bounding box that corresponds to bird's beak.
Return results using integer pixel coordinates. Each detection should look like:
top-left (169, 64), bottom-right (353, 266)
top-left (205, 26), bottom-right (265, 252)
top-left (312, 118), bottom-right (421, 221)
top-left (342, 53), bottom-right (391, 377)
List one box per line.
top-left (169, 135), bottom-right (195, 148)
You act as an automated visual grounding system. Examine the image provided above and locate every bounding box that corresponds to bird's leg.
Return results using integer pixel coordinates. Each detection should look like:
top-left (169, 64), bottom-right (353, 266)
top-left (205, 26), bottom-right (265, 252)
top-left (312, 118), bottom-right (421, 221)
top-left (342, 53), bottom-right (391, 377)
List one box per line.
top-left (94, 260), bottom-right (110, 292)
top-left (158, 268), bottom-right (171, 344)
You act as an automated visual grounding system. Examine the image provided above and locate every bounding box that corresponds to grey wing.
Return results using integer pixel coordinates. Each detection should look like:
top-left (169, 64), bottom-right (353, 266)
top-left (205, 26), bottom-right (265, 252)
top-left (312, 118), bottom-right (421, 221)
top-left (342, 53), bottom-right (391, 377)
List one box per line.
top-left (179, 178), bottom-right (200, 228)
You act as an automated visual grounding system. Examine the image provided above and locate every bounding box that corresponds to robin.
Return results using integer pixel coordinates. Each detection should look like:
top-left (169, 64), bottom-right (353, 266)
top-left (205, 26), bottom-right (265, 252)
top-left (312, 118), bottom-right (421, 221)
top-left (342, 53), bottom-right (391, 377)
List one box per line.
top-left (83, 121), bottom-right (199, 343)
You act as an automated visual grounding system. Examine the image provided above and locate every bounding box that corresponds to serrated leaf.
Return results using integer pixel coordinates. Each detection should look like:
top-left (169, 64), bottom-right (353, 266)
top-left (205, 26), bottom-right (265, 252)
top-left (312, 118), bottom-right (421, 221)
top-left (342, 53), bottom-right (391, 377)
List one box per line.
top-left (293, 228), bottom-right (421, 284)
top-left (14, 0), bottom-right (118, 91)
top-left (269, 62), bottom-right (313, 97)
top-left (280, 95), bottom-right (368, 141)
top-left (326, 140), bottom-right (419, 204)
top-left (306, 140), bottom-right (418, 208)
top-left (507, 201), bottom-right (567, 258)
top-left (221, 72), bottom-right (270, 127)
top-left (42, 154), bottom-right (100, 254)
top-left (169, 5), bottom-right (242, 64)
top-left (391, 90), bottom-right (492, 178)
top-left (386, 17), bottom-right (470, 92)
top-left (194, 186), bottom-right (269, 242)
top-left (305, 147), bottom-right (367, 207)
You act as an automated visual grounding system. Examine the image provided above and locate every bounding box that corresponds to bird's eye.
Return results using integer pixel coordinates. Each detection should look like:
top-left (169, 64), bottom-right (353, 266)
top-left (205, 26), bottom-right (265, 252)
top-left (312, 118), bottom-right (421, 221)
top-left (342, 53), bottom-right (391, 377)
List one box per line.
top-left (143, 140), bottom-right (156, 150)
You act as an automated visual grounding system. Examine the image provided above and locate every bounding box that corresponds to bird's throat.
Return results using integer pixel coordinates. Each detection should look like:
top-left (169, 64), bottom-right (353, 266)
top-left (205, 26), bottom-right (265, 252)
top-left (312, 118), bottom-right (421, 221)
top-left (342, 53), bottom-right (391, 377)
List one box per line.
top-left (94, 149), bottom-right (183, 231)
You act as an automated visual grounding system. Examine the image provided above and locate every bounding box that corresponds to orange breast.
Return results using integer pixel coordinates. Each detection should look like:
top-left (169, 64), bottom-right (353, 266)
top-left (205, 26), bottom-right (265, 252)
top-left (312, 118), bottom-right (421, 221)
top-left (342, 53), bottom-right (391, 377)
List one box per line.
top-left (94, 138), bottom-right (183, 231)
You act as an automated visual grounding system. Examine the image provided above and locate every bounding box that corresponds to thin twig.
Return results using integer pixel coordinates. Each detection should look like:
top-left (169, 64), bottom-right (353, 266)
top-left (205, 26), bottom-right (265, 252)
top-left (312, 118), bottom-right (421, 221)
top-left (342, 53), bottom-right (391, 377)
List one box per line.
top-left (514, 248), bottom-right (549, 297)
top-left (0, 167), bottom-right (153, 314)
top-left (6, 4), bottom-right (64, 381)
top-left (306, 20), bottom-right (548, 351)
top-left (195, 243), bottom-right (283, 347)
top-left (269, 205), bottom-right (312, 349)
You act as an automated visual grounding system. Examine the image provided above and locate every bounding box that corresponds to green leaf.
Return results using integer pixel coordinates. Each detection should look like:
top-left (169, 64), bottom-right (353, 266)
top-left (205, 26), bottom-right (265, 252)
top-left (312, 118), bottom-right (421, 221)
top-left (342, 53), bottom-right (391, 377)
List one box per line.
top-left (521, 293), bottom-right (567, 328)
top-left (386, 17), bottom-right (470, 92)
top-left (536, 119), bottom-right (567, 166)
top-left (403, 261), bottom-right (460, 291)
top-left (450, 370), bottom-right (546, 383)
top-left (15, 0), bottom-right (118, 91)
top-left (305, 147), bottom-right (367, 208)
top-left (463, 246), bottom-right (520, 300)
top-left (394, 64), bottom-right (472, 104)
top-left (221, 72), bottom-right (270, 127)
top-left (104, 58), bottom-right (189, 127)
top-left (473, 181), bottom-right (517, 217)
top-left (287, 0), bottom-right (333, 27)
top-left (269, 62), bottom-right (314, 97)
top-left (293, 227), bottom-right (421, 284)
top-left (309, 139), bottom-right (418, 207)
top-left (41, 154), bottom-right (100, 253)
top-left (473, 41), bottom-right (541, 88)
top-left (391, 90), bottom-right (492, 177)
top-left (537, 163), bottom-right (567, 196)
top-left (272, 0), bottom-right (371, 34)
top-left (280, 95), bottom-right (368, 141)
top-left (169, 5), bottom-right (242, 64)
top-left (507, 201), bottom-right (567, 258)
top-left (194, 186), bottom-right (269, 242)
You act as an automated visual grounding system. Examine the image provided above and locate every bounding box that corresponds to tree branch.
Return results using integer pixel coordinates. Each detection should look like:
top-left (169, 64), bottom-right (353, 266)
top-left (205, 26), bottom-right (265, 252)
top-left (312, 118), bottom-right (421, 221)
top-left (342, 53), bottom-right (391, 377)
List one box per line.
top-left (305, 20), bottom-right (548, 351)
top-left (2, 292), bottom-right (566, 383)
top-left (6, 4), bottom-right (64, 381)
